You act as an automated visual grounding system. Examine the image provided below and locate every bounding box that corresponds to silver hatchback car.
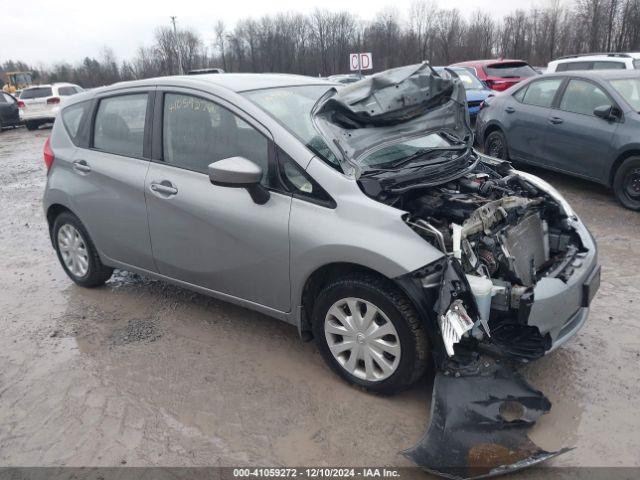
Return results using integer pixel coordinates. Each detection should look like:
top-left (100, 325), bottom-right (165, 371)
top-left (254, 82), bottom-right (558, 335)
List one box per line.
top-left (43, 64), bottom-right (600, 398)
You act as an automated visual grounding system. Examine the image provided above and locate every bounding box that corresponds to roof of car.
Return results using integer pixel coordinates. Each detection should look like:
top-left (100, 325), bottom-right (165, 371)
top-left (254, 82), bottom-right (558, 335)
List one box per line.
top-left (542, 70), bottom-right (640, 80)
top-left (452, 59), bottom-right (528, 66)
top-left (552, 52), bottom-right (640, 62)
top-left (22, 82), bottom-right (78, 89)
top-left (103, 73), bottom-right (336, 94)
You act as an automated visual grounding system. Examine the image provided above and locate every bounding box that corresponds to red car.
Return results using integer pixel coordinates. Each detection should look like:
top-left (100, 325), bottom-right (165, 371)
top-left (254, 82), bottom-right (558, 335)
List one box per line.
top-left (449, 59), bottom-right (539, 91)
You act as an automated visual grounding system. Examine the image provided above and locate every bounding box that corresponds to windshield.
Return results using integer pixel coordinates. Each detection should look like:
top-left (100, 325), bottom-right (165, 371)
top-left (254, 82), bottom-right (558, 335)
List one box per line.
top-left (361, 133), bottom-right (464, 169)
top-left (610, 78), bottom-right (640, 111)
top-left (485, 62), bottom-right (538, 78)
top-left (243, 85), bottom-right (340, 165)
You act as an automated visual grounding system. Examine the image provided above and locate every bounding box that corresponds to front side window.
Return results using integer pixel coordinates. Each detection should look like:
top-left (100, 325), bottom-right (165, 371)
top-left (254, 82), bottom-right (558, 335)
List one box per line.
top-left (163, 93), bottom-right (270, 184)
top-left (521, 79), bottom-right (563, 108)
top-left (93, 94), bottom-right (148, 157)
top-left (559, 79), bottom-right (613, 116)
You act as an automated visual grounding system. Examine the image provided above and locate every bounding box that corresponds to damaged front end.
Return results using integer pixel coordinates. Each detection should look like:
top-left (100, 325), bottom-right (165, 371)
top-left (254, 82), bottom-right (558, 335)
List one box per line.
top-left (313, 63), bottom-right (600, 478)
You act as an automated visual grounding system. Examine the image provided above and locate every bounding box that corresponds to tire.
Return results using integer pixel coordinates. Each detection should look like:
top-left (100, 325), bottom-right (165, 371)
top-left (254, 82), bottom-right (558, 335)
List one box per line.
top-left (613, 156), bottom-right (640, 211)
top-left (312, 274), bottom-right (429, 394)
top-left (25, 121), bottom-right (39, 131)
top-left (52, 212), bottom-right (113, 287)
top-left (484, 129), bottom-right (509, 160)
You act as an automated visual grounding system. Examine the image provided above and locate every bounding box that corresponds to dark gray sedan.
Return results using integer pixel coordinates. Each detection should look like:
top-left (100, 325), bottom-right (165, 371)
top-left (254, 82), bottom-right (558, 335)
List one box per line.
top-left (0, 91), bottom-right (21, 131)
top-left (476, 70), bottom-right (640, 210)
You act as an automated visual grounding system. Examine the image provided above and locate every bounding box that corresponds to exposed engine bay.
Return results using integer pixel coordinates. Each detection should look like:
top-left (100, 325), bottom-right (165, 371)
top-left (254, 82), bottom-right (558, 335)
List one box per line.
top-left (359, 153), bottom-right (587, 363)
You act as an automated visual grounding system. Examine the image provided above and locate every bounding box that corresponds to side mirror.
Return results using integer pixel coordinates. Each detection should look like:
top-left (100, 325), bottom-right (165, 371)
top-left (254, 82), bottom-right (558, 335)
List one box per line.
top-left (594, 104), bottom-right (619, 121)
top-left (208, 156), bottom-right (270, 205)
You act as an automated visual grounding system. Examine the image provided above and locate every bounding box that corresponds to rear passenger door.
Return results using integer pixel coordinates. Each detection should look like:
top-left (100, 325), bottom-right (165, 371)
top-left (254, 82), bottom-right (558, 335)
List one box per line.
top-left (544, 78), bottom-right (619, 180)
top-left (504, 78), bottom-right (564, 164)
top-left (145, 89), bottom-right (292, 312)
top-left (68, 90), bottom-right (156, 271)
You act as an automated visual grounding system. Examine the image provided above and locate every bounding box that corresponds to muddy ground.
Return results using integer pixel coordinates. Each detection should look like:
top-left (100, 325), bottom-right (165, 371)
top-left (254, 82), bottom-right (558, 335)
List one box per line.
top-left (0, 126), bottom-right (639, 471)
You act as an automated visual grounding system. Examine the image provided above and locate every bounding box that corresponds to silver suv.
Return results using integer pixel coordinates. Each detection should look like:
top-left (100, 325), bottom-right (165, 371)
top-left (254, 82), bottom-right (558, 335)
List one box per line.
top-left (43, 65), bottom-right (599, 396)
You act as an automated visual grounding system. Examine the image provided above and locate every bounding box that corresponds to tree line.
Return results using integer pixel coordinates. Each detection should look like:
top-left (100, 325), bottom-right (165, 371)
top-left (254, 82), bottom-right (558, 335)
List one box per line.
top-left (3, 0), bottom-right (640, 88)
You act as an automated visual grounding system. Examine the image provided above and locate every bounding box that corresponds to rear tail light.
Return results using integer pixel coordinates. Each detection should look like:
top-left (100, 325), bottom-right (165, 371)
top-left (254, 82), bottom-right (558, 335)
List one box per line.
top-left (43, 136), bottom-right (55, 172)
top-left (17, 100), bottom-right (25, 108)
top-left (486, 80), bottom-right (512, 92)
top-left (47, 97), bottom-right (61, 105)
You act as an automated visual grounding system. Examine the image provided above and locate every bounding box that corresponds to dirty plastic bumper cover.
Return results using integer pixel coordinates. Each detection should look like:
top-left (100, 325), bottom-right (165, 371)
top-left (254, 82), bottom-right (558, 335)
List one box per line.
top-left (403, 361), bottom-right (571, 479)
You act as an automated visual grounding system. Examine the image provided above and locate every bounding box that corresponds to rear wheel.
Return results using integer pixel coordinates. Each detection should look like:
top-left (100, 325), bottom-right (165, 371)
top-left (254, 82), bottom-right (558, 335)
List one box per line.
top-left (613, 156), bottom-right (640, 211)
top-left (53, 212), bottom-right (113, 287)
top-left (25, 121), bottom-right (39, 131)
top-left (484, 129), bottom-right (509, 160)
top-left (312, 274), bottom-right (429, 394)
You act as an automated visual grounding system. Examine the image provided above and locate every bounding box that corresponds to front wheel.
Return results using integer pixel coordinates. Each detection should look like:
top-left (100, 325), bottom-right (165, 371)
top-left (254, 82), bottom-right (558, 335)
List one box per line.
top-left (312, 274), bottom-right (429, 394)
top-left (53, 212), bottom-right (114, 287)
top-left (613, 156), bottom-right (640, 211)
top-left (484, 129), bottom-right (509, 160)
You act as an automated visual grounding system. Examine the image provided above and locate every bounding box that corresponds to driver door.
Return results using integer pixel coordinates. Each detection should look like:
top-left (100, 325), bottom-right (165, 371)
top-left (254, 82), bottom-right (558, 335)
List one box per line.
top-left (145, 89), bottom-right (292, 312)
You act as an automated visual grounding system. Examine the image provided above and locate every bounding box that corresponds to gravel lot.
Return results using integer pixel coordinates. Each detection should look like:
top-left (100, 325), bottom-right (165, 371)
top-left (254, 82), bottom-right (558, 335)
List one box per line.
top-left (1, 126), bottom-right (639, 471)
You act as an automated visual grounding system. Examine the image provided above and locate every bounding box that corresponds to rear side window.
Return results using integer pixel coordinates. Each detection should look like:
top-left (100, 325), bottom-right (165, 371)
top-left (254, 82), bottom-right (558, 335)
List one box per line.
top-left (21, 87), bottom-right (53, 99)
top-left (559, 79), bottom-right (613, 116)
top-left (61, 101), bottom-right (91, 144)
top-left (162, 93), bottom-right (270, 184)
top-left (520, 79), bottom-right (563, 107)
top-left (94, 94), bottom-right (148, 157)
top-left (58, 86), bottom-right (78, 96)
top-left (484, 62), bottom-right (537, 78)
top-left (556, 61), bottom-right (592, 72)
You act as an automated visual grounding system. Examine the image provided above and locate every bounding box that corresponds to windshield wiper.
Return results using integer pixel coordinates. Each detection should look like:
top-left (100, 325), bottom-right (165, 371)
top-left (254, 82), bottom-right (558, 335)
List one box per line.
top-left (363, 145), bottom-right (470, 174)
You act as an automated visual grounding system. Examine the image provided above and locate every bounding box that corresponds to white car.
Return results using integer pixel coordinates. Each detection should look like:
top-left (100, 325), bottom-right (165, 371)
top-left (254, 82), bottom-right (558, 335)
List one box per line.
top-left (547, 52), bottom-right (640, 72)
top-left (19, 83), bottom-right (83, 130)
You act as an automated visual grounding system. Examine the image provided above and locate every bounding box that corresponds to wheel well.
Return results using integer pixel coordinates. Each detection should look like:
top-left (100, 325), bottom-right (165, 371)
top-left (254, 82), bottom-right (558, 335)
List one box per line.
top-left (300, 263), bottom-right (393, 339)
top-left (46, 204), bottom-right (73, 240)
top-left (609, 150), bottom-right (640, 187)
top-left (483, 123), bottom-right (503, 142)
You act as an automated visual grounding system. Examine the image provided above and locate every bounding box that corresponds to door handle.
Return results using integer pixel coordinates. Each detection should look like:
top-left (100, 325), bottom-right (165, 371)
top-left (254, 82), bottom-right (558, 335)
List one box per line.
top-left (150, 181), bottom-right (178, 196)
top-left (505, 106), bottom-right (515, 113)
top-left (72, 160), bottom-right (91, 173)
top-left (549, 116), bottom-right (564, 125)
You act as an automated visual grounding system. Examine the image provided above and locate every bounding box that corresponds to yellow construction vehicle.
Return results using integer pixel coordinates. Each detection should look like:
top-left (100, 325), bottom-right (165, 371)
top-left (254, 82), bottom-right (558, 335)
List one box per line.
top-left (2, 71), bottom-right (33, 94)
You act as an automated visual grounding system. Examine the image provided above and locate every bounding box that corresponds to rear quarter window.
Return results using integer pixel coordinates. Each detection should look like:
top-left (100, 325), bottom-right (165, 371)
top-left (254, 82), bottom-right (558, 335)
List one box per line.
top-left (61, 101), bottom-right (92, 145)
top-left (21, 87), bottom-right (53, 99)
top-left (58, 86), bottom-right (79, 96)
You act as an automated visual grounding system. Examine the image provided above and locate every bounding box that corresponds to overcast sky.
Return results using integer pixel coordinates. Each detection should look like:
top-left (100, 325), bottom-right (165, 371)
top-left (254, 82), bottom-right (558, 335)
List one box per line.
top-left (2, 0), bottom-right (540, 66)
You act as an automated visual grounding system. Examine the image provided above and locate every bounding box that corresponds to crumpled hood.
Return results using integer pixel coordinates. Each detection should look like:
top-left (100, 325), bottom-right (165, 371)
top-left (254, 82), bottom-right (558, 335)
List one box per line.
top-left (312, 62), bottom-right (473, 175)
